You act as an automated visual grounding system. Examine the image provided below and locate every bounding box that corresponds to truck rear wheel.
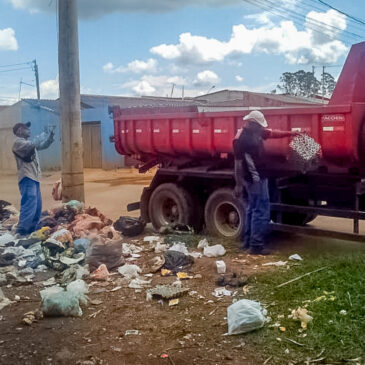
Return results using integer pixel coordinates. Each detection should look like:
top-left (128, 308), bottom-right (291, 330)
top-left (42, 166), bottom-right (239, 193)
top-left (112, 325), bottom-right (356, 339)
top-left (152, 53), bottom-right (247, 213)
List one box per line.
top-left (149, 183), bottom-right (194, 231)
top-left (204, 188), bottom-right (244, 240)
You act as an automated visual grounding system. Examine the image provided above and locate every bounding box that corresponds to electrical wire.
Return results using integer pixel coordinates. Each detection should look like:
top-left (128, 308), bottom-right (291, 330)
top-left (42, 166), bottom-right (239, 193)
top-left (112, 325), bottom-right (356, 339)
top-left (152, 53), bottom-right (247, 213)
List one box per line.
top-left (243, 0), bottom-right (363, 45)
top-left (0, 61), bottom-right (32, 68)
top-left (0, 67), bottom-right (32, 73)
top-left (314, 0), bottom-right (365, 26)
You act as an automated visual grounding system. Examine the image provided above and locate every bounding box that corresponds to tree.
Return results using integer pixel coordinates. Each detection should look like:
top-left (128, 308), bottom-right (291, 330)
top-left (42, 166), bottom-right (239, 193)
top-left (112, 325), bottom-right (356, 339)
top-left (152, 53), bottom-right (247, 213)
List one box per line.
top-left (321, 72), bottom-right (336, 97)
top-left (276, 70), bottom-right (336, 98)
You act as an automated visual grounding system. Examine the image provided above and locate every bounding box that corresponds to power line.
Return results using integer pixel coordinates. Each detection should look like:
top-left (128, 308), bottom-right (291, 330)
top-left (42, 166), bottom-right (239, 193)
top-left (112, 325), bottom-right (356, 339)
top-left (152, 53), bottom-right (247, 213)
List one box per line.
top-left (0, 61), bottom-right (32, 68)
top-left (0, 67), bottom-right (32, 73)
top-left (314, 0), bottom-right (365, 26)
top-left (243, 0), bottom-right (364, 45)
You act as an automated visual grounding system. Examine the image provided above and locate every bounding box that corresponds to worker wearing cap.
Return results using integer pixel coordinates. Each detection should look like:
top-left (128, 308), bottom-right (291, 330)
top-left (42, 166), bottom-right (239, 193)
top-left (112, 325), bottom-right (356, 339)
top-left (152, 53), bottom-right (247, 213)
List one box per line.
top-left (233, 110), bottom-right (298, 255)
top-left (12, 122), bottom-right (55, 235)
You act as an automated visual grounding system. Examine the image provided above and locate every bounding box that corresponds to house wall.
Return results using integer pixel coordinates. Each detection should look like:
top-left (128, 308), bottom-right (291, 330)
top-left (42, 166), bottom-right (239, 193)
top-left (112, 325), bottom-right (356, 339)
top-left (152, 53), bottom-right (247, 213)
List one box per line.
top-left (0, 99), bottom-right (124, 174)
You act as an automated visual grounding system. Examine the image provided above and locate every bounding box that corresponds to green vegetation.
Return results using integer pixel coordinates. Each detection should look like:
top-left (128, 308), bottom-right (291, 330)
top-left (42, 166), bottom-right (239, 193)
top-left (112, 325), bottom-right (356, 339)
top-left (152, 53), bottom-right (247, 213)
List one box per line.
top-left (245, 253), bottom-right (365, 364)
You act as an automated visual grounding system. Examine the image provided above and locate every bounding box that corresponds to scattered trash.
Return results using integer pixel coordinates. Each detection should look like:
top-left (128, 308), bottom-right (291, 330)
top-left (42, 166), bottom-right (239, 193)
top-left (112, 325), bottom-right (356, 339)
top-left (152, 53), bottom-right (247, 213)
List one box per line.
top-left (289, 254), bottom-right (303, 261)
top-left (22, 310), bottom-right (43, 325)
top-left (0, 288), bottom-right (14, 311)
top-left (203, 244), bottom-right (226, 257)
top-left (154, 242), bottom-right (168, 253)
top-left (213, 287), bottom-right (232, 297)
top-left (197, 238), bottom-right (209, 249)
top-left (168, 242), bottom-right (189, 255)
top-left (169, 298), bottom-right (179, 306)
top-left (227, 299), bottom-right (267, 335)
top-left (216, 273), bottom-right (248, 288)
top-left (73, 238), bottom-right (91, 253)
top-left (339, 309), bottom-right (347, 316)
top-left (117, 264), bottom-right (142, 280)
top-left (90, 264), bottom-right (110, 281)
top-left (176, 272), bottom-right (192, 280)
top-left (161, 269), bottom-right (173, 276)
top-left (113, 216), bottom-right (145, 237)
top-left (262, 261), bottom-right (287, 267)
top-left (0, 233), bottom-right (16, 247)
top-left (289, 307), bottom-right (313, 329)
top-left (87, 242), bottom-right (125, 272)
top-left (90, 299), bottom-right (103, 306)
top-left (147, 256), bottom-right (165, 273)
top-left (143, 236), bottom-right (161, 243)
top-left (128, 278), bottom-right (151, 289)
top-left (279, 326), bottom-right (286, 332)
top-left (147, 284), bottom-right (189, 300)
top-left (159, 223), bottom-right (194, 235)
top-left (125, 329), bottom-right (139, 336)
top-left (216, 260), bottom-right (226, 274)
top-left (163, 250), bottom-right (194, 273)
top-left (41, 290), bottom-right (83, 317)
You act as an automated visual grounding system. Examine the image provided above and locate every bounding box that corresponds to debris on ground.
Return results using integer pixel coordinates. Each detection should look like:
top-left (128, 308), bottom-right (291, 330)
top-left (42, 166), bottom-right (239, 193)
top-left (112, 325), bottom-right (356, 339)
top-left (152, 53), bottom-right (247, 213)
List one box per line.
top-left (227, 299), bottom-right (267, 335)
top-left (216, 273), bottom-right (248, 287)
top-left (216, 260), bottom-right (226, 274)
top-left (163, 250), bottom-right (194, 273)
top-left (113, 216), bottom-right (145, 237)
top-left (203, 244), bottom-right (226, 257)
top-left (289, 254), bottom-right (303, 261)
top-left (262, 261), bottom-right (288, 267)
top-left (289, 307), bottom-right (313, 329)
top-left (146, 284), bottom-right (189, 300)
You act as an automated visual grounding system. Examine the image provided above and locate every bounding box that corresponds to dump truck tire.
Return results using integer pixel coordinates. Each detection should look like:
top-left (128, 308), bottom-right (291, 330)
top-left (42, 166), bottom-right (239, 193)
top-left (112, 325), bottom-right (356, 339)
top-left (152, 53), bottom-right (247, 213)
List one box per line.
top-left (204, 188), bottom-right (244, 240)
top-left (149, 183), bottom-right (194, 231)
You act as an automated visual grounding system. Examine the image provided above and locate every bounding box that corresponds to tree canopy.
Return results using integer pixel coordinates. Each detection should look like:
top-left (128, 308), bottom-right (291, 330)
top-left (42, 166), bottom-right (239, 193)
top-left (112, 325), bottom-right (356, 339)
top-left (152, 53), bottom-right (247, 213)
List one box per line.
top-left (276, 70), bottom-right (336, 98)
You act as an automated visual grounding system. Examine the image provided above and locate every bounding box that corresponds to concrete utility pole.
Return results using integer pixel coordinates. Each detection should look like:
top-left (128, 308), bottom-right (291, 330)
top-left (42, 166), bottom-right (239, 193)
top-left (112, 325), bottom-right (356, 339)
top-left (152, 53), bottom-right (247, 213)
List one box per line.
top-left (58, 0), bottom-right (85, 202)
top-left (33, 59), bottom-right (40, 100)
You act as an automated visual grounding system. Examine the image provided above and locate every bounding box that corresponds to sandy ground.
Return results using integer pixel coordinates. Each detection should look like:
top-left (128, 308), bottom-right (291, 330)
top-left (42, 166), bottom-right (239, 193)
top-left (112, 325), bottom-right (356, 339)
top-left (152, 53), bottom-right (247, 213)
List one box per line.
top-left (1, 168), bottom-right (364, 234)
top-left (0, 168), bottom-right (155, 221)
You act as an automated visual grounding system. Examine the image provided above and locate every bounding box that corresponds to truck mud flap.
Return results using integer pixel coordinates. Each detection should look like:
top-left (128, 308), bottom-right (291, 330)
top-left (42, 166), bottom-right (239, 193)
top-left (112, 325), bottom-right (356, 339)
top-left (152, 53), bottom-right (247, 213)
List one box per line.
top-left (127, 202), bottom-right (140, 212)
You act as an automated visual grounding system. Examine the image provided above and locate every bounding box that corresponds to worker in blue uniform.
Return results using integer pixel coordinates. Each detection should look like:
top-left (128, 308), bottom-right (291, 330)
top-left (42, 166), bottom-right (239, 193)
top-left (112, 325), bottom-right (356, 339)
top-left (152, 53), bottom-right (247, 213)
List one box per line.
top-left (233, 110), bottom-right (298, 255)
top-left (12, 122), bottom-right (54, 235)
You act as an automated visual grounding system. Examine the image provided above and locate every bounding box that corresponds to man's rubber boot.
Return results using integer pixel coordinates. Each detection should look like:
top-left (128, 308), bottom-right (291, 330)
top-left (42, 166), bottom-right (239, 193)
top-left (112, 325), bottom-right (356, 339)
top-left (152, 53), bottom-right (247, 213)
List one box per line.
top-left (248, 246), bottom-right (271, 255)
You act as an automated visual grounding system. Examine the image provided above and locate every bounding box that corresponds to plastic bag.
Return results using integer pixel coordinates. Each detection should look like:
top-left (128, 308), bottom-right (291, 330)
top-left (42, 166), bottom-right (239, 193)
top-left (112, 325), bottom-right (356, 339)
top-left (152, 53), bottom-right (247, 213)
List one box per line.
top-left (227, 299), bottom-right (266, 335)
top-left (41, 290), bottom-right (82, 317)
top-left (66, 279), bottom-right (88, 305)
top-left (197, 238), bottom-right (209, 249)
top-left (73, 238), bottom-right (91, 253)
top-left (118, 264), bottom-right (141, 280)
top-left (203, 244), bottom-right (226, 257)
top-left (90, 263), bottom-right (109, 281)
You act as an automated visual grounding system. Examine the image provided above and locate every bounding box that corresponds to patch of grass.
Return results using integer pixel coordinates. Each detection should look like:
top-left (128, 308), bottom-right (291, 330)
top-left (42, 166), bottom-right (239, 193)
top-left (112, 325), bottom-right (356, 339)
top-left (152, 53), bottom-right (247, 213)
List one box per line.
top-left (243, 253), bottom-right (365, 364)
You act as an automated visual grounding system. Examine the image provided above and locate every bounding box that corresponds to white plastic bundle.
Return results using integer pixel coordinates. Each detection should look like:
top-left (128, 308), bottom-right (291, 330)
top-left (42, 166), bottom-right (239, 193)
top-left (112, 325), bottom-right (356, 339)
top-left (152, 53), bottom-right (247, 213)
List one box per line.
top-left (289, 135), bottom-right (321, 173)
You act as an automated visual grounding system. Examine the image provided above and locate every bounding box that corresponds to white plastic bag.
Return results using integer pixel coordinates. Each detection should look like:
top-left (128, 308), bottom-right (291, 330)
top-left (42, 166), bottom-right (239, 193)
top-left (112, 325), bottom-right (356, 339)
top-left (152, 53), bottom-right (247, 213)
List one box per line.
top-left (168, 242), bottom-right (189, 255)
top-left (204, 244), bottom-right (226, 257)
top-left (66, 279), bottom-right (88, 305)
top-left (227, 299), bottom-right (266, 335)
top-left (216, 260), bottom-right (226, 274)
top-left (197, 238), bottom-right (209, 249)
top-left (118, 264), bottom-right (142, 280)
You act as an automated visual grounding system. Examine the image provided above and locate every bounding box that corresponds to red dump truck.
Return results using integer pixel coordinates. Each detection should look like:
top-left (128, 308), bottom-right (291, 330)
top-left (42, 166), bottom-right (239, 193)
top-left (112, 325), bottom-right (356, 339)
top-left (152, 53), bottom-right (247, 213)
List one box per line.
top-left (111, 41), bottom-right (365, 240)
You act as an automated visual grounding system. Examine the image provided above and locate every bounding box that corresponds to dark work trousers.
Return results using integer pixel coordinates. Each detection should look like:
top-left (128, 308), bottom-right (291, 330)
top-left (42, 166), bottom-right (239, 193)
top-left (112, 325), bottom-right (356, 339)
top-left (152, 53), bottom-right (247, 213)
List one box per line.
top-left (243, 178), bottom-right (270, 248)
top-left (17, 177), bottom-right (42, 235)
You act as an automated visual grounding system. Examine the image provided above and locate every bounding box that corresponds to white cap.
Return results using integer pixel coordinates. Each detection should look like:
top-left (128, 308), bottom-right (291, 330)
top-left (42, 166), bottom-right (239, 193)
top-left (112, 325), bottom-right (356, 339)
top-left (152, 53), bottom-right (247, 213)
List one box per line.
top-left (243, 110), bottom-right (268, 128)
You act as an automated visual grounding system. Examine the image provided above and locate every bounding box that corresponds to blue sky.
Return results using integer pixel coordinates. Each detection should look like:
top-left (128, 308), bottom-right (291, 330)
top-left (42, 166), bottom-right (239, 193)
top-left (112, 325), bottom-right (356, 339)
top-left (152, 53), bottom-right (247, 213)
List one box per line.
top-left (0, 0), bottom-right (364, 104)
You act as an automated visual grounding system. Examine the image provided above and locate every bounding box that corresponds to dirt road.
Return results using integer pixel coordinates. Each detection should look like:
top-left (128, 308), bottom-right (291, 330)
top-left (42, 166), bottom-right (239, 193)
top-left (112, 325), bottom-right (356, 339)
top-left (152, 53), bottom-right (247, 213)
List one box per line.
top-left (1, 168), bottom-right (364, 234)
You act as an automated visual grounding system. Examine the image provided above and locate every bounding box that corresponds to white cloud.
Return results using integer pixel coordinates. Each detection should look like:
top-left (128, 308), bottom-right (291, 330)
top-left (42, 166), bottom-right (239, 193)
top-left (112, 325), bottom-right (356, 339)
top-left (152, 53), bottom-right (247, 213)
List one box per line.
top-left (103, 58), bottom-right (158, 74)
top-left (194, 70), bottom-right (220, 86)
top-left (0, 28), bottom-right (18, 51)
top-left (235, 75), bottom-right (243, 82)
top-left (151, 9), bottom-right (348, 65)
top-left (7, 0), bottom-right (241, 18)
top-left (40, 76), bottom-right (59, 99)
top-left (122, 74), bottom-right (189, 96)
